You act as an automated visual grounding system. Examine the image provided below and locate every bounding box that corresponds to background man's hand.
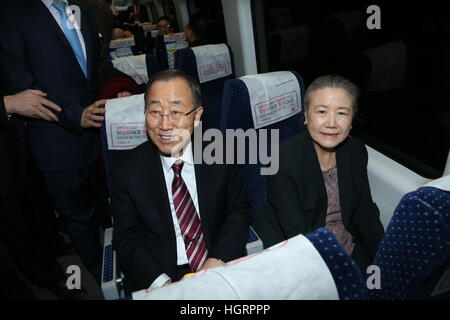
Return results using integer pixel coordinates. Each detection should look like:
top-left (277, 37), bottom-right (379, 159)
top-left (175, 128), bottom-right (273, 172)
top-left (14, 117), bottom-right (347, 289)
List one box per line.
top-left (80, 99), bottom-right (107, 128)
top-left (4, 89), bottom-right (61, 121)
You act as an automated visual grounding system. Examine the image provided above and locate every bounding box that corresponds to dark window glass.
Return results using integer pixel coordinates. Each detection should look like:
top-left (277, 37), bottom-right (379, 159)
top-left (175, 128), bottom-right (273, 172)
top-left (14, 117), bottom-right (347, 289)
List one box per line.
top-left (185, 0), bottom-right (227, 44)
top-left (148, 3), bottom-right (157, 22)
top-left (252, 0), bottom-right (450, 178)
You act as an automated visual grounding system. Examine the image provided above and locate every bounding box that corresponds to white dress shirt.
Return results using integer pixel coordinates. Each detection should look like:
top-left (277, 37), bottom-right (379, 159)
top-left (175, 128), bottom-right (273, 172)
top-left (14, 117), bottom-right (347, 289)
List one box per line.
top-left (150, 142), bottom-right (202, 289)
top-left (41, 0), bottom-right (87, 61)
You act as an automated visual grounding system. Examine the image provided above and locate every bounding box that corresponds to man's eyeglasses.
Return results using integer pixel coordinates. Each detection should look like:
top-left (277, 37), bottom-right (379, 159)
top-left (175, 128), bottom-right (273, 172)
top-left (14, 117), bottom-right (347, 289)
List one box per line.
top-left (145, 107), bottom-right (198, 122)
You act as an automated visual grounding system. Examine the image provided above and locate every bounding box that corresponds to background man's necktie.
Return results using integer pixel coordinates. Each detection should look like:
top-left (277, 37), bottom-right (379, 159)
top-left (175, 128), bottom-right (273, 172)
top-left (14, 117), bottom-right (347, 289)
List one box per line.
top-left (172, 160), bottom-right (207, 272)
top-left (52, 1), bottom-right (87, 77)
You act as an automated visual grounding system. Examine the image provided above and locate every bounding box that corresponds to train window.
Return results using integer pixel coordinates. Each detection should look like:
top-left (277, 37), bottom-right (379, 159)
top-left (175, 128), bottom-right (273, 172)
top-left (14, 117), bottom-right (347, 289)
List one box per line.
top-left (113, 0), bottom-right (131, 10)
top-left (252, 0), bottom-right (450, 179)
top-left (185, 0), bottom-right (227, 44)
top-left (159, 0), bottom-right (179, 31)
top-left (148, 2), bottom-right (158, 22)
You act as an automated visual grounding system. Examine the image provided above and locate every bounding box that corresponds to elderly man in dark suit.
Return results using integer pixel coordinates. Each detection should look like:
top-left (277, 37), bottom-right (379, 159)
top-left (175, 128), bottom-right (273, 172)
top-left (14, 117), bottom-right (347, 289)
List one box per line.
top-left (111, 70), bottom-right (251, 294)
top-left (0, 0), bottom-right (108, 282)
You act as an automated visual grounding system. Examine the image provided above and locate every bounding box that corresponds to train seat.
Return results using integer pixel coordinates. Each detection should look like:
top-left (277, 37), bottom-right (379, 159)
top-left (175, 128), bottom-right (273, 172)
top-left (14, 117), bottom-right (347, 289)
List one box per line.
top-left (220, 70), bottom-right (306, 221)
top-left (175, 43), bottom-right (235, 130)
top-left (219, 70), bottom-right (306, 253)
top-left (369, 175), bottom-right (450, 299)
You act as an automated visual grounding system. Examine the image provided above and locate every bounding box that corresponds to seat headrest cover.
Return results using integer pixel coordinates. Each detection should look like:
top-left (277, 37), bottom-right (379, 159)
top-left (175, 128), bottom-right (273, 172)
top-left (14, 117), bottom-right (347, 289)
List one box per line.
top-left (132, 233), bottom-right (338, 300)
top-left (191, 44), bottom-right (232, 83)
top-left (109, 37), bottom-right (135, 49)
top-left (163, 32), bottom-right (186, 43)
top-left (112, 54), bottom-right (149, 85)
top-left (240, 71), bottom-right (302, 129)
top-left (105, 93), bottom-right (147, 150)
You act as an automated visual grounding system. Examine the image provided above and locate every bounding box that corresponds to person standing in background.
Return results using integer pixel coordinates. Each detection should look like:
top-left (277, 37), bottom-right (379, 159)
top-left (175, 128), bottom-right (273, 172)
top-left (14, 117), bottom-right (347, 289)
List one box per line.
top-left (0, 0), bottom-right (107, 283)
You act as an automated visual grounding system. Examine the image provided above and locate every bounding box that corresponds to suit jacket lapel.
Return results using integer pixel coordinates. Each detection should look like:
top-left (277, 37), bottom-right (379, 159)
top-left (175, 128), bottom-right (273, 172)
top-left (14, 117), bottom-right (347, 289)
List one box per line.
top-left (143, 142), bottom-right (178, 262)
top-left (192, 133), bottom-right (214, 248)
top-left (336, 140), bottom-right (352, 227)
top-left (28, 1), bottom-right (88, 80)
top-left (193, 161), bottom-right (212, 247)
top-left (302, 133), bottom-right (328, 227)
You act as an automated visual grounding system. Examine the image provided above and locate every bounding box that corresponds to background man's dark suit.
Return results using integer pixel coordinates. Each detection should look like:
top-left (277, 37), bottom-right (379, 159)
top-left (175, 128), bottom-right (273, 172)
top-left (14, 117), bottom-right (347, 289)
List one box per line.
top-left (0, 97), bottom-right (64, 297)
top-left (0, 0), bottom-right (103, 279)
top-left (111, 141), bottom-right (251, 293)
top-left (80, 0), bottom-right (114, 59)
top-left (254, 131), bottom-right (385, 271)
top-left (0, 0), bottom-right (100, 171)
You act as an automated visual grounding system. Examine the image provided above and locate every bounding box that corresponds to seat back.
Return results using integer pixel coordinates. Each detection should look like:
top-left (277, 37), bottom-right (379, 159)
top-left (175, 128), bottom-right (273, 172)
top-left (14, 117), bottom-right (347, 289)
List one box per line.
top-left (369, 181), bottom-right (450, 300)
top-left (175, 44), bottom-right (235, 130)
top-left (154, 33), bottom-right (189, 71)
top-left (100, 95), bottom-right (147, 299)
top-left (306, 228), bottom-right (367, 300)
top-left (145, 53), bottom-right (160, 78)
top-left (220, 70), bottom-right (306, 221)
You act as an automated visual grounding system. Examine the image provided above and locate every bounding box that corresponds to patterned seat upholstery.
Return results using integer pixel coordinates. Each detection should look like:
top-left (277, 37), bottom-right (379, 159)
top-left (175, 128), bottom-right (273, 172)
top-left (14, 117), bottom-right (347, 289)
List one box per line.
top-left (369, 186), bottom-right (450, 299)
top-left (307, 228), bottom-right (367, 300)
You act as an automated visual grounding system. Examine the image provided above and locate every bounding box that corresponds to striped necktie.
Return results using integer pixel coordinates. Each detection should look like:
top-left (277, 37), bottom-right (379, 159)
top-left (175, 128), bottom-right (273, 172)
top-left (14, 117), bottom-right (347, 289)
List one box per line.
top-left (52, 1), bottom-right (87, 77)
top-left (172, 160), bottom-right (208, 272)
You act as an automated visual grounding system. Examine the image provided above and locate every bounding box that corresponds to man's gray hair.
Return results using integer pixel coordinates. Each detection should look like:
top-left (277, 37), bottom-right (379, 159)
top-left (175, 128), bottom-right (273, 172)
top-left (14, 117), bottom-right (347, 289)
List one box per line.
top-left (144, 69), bottom-right (202, 109)
top-left (304, 75), bottom-right (360, 114)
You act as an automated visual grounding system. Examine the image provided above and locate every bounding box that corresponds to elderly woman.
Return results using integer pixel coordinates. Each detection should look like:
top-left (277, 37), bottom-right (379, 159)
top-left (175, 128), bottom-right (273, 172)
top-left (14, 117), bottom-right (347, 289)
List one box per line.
top-left (254, 75), bottom-right (385, 271)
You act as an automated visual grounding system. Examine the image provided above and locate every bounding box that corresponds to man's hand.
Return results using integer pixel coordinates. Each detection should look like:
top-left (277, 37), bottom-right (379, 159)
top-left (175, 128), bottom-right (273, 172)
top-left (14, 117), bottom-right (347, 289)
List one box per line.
top-left (199, 258), bottom-right (225, 271)
top-left (80, 99), bottom-right (107, 128)
top-left (3, 89), bottom-right (62, 121)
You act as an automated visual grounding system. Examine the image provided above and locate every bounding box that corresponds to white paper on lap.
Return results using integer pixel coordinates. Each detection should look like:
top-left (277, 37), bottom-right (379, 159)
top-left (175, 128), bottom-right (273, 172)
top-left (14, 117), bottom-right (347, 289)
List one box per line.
top-left (132, 234), bottom-right (338, 300)
top-left (112, 54), bottom-right (149, 85)
top-left (105, 94), bottom-right (148, 150)
top-left (240, 71), bottom-right (302, 129)
top-left (191, 44), bottom-right (232, 84)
